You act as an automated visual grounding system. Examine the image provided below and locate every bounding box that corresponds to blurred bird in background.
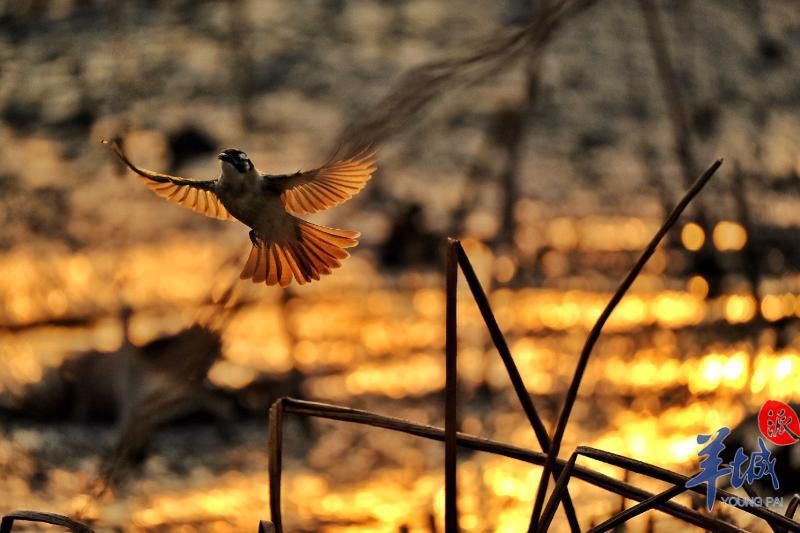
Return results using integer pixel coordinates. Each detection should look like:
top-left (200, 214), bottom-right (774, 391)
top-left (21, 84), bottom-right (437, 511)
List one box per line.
top-left (104, 140), bottom-right (376, 287)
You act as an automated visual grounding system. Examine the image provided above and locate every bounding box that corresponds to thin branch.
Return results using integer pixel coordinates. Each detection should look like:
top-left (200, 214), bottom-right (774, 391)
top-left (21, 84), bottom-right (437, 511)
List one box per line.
top-left (0, 511), bottom-right (94, 533)
top-left (529, 159), bottom-right (722, 531)
top-left (539, 453), bottom-right (579, 531)
top-left (789, 495), bottom-right (800, 521)
top-left (538, 452), bottom-right (685, 533)
top-left (455, 243), bottom-right (581, 531)
top-left (743, 481), bottom-right (760, 500)
top-left (586, 485), bottom-right (686, 533)
top-left (774, 494), bottom-right (800, 533)
top-left (544, 443), bottom-right (800, 532)
top-left (573, 446), bottom-right (800, 532)
top-left (454, 244), bottom-right (550, 446)
top-left (445, 239), bottom-right (459, 533)
top-left (268, 399), bottom-right (285, 532)
top-left (258, 521), bottom-right (276, 533)
top-left (274, 398), bottom-right (742, 532)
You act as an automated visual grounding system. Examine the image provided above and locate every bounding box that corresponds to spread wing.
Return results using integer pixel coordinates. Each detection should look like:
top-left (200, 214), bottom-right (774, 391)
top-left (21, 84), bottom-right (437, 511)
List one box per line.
top-left (103, 140), bottom-right (233, 221)
top-left (268, 148), bottom-right (376, 215)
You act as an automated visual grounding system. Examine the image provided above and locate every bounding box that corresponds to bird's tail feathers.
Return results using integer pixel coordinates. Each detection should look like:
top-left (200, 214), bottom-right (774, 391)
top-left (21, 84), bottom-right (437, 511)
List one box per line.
top-left (240, 221), bottom-right (359, 287)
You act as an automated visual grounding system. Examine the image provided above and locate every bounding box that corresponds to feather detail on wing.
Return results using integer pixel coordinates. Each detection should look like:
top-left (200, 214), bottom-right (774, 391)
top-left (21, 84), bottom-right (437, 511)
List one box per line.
top-left (270, 148), bottom-right (376, 215)
top-left (103, 139), bottom-right (233, 221)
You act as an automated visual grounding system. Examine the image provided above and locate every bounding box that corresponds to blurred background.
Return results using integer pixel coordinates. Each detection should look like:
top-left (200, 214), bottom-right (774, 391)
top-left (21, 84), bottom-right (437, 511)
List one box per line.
top-left (1, 0), bottom-right (799, 531)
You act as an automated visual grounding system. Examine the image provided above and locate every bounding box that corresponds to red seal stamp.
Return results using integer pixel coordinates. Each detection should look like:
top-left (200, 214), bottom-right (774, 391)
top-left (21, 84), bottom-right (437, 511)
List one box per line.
top-left (758, 400), bottom-right (800, 446)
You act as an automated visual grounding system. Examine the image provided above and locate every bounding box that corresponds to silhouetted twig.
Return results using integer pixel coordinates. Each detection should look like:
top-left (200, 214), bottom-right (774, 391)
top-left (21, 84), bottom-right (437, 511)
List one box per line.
top-left (539, 453), bottom-right (580, 532)
top-left (778, 496), bottom-right (800, 533)
top-left (268, 399), bottom-right (285, 533)
top-left (539, 444), bottom-right (800, 532)
top-left (257, 156), bottom-right (800, 533)
top-left (266, 398), bottom-right (742, 532)
top-left (789, 496), bottom-right (800, 521)
top-left (529, 159), bottom-right (722, 531)
top-left (445, 240), bottom-right (459, 532)
top-left (772, 494), bottom-right (800, 533)
top-left (0, 511), bottom-right (94, 533)
top-left (455, 242), bottom-right (580, 531)
top-left (564, 446), bottom-right (798, 532)
top-left (258, 520), bottom-right (276, 533)
top-left (585, 485), bottom-right (686, 533)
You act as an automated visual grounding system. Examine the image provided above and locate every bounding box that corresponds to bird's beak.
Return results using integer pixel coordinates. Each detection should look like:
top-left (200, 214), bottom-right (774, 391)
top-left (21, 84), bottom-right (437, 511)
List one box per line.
top-left (218, 152), bottom-right (234, 164)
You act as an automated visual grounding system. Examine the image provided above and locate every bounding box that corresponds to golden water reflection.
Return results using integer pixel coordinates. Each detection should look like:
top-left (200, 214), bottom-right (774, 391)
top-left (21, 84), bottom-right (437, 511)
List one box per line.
top-left (0, 236), bottom-right (796, 532)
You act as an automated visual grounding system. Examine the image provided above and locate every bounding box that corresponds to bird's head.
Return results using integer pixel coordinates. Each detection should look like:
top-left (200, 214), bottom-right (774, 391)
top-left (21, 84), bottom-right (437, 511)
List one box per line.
top-left (218, 148), bottom-right (254, 175)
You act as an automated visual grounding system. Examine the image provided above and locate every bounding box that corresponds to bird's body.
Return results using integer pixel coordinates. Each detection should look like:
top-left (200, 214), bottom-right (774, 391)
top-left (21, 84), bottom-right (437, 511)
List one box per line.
top-left (104, 141), bottom-right (376, 287)
top-left (216, 167), bottom-right (289, 236)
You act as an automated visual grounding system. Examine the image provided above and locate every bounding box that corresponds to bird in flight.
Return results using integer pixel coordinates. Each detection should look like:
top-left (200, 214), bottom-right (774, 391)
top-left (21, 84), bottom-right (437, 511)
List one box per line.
top-left (104, 140), bottom-right (376, 287)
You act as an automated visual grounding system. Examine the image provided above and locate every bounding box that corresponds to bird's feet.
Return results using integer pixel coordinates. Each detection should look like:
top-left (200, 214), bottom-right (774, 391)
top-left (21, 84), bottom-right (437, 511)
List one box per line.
top-left (249, 230), bottom-right (260, 247)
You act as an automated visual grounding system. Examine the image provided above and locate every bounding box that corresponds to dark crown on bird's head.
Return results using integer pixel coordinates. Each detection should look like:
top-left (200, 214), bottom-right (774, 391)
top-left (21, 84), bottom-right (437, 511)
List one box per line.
top-left (218, 148), bottom-right (253, 173)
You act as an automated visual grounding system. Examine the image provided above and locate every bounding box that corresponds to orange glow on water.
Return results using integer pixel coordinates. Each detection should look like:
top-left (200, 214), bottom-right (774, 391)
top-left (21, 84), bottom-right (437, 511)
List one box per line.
top-left (686, 275), bottom-right (709, 298)
top-left (724, 294), bottom-right (757, 323)
top-left (713, 221), bottom-right (748, 251)
top-left (680, 223), bottom-right (705, 251)
top-left (1, 228), bottom-right (797, 532)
